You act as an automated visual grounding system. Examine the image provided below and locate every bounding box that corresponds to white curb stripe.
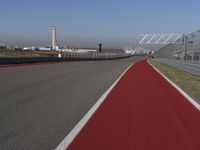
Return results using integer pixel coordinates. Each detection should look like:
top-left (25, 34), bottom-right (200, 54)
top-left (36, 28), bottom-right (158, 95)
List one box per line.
top-left (148, 61), bottom-right (200, 111)
top-left (55, 62), bottom-right (135, 150)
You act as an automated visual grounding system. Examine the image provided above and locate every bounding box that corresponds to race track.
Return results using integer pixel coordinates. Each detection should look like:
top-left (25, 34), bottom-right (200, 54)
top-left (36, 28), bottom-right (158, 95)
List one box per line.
top-left (0, 56), bottom-right (144, 150)
top-left (67, 59), bottom-right (200, 150)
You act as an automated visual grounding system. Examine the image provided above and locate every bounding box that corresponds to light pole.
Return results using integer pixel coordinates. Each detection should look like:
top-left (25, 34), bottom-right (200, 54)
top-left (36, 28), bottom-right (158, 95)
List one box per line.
top-left (183, 34), bottom-right (193, 62)
top-left (183, 35), bottom-right (188, 61)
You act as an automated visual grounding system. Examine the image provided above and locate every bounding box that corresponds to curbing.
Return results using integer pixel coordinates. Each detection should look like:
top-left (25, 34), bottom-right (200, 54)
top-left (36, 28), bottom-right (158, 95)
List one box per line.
top-left (148, 60), bottom-right (200, 111)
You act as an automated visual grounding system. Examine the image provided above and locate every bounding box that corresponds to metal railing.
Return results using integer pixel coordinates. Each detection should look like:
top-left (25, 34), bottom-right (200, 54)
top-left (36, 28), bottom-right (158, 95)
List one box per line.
top-left (0, 49), bottom-right (130, 59)
top-left (154, 58), bottom-right (200, 76)
top-left (154, 30), bottom-right (200, 76)
top-left (0, 50), bottom-right (132, 64)
top-left (60, 52), bottom-right (129, 60)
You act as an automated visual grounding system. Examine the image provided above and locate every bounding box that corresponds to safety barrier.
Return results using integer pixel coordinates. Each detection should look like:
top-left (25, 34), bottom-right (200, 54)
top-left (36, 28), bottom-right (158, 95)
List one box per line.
top-left (154, 58), bottom-right (200, 76)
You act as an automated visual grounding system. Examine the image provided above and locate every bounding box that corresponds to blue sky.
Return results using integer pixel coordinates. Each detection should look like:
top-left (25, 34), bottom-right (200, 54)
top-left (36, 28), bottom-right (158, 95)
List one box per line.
top-left (0, 0), bottom-right (200, 48)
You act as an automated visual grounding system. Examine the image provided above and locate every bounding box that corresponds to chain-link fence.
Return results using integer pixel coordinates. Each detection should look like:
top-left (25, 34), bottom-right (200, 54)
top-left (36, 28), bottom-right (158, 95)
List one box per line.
top-left (154, 30), bottom-right (200, 76)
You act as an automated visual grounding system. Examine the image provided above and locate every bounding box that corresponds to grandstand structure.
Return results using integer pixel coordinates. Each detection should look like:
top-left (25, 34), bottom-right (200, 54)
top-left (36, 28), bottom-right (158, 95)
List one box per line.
top-left (154, 30), bottom-right (200, 76)
top-left (155, 31), bottom-right (200, 61)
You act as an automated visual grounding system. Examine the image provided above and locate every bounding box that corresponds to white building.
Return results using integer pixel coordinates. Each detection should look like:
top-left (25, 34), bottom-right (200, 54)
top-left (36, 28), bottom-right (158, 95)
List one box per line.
top-left (23, 47), bottom-right (35, 50)
top-left (75, 49), bottom-right (97, 53)
top-left (39, 47), bottom-right (51, 51)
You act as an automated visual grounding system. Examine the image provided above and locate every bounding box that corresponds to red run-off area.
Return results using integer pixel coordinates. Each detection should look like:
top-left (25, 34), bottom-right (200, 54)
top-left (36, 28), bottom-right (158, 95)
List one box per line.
top-left (67, 59), bottom-right (200, 150)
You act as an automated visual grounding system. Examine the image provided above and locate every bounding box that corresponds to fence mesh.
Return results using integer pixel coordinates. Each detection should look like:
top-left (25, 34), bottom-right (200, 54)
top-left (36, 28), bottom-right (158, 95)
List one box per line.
top-left (154, 30), bottom-right (200, 76)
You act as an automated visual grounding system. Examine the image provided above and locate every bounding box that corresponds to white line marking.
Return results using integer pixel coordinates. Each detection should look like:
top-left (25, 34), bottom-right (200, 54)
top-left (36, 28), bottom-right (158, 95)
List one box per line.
top-left (148, 60), bottom-right (200, 111)
top-left (55, 62), bottom-right (135, 150)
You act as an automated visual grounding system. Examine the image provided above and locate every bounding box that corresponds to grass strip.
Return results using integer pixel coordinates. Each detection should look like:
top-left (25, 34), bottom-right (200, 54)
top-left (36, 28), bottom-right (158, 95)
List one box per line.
top-left (149, 59), bottom-right (200, 102)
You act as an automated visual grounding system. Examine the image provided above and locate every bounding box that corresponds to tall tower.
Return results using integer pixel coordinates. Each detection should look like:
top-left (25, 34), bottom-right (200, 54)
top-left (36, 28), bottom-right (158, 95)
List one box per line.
top-left (51, 26), bottom-right (57, 50)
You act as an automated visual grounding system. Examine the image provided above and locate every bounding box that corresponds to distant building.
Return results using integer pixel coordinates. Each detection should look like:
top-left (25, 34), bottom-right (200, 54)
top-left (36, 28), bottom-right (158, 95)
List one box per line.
top-left (0, 43), bottom-right (7, 49)
top-left (23, 47), bottom-right (35, 50)
top-left (124, 49), bottom-right (135, 55)
top-left (0, 46), bottom-right (7, 50)
top-left (75, 49), bottom-right (97, 53)
top-left (39, 47), bottom-right (51, 51)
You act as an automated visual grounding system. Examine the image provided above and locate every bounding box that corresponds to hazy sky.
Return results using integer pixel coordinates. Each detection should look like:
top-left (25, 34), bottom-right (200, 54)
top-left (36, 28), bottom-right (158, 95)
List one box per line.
top-left (0, 0), bottom-right (200, 48)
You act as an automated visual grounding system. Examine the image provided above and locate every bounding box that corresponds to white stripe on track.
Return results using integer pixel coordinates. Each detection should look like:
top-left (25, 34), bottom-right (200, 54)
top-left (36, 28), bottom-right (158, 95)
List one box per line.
top-left (55, 62), bottom-right (135, 150)
top-left (148, 60), bottom-right (200, 111)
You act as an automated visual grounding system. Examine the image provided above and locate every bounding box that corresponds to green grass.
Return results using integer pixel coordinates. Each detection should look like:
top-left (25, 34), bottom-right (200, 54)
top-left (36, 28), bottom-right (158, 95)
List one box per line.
top-left (149, 59), bottom-right (200, 102)
top-left (0, 49), bottom-right (58, 58)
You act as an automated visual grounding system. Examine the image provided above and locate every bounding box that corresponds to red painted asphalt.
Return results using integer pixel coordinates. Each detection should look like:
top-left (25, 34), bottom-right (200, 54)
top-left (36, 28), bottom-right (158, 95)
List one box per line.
top-left (67, 60), bottom-right (200, 150)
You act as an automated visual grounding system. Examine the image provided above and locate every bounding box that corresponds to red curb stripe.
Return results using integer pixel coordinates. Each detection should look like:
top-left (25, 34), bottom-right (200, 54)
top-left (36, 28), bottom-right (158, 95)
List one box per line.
top-left (67, 59), bottom-right (200, 150)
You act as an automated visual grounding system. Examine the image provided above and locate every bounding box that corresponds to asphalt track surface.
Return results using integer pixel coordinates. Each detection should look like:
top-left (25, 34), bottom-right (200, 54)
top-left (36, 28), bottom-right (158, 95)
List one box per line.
top-left (0, 56), bottom-right (144, 150)
top-left (67, 60), bottom-right (200, 150)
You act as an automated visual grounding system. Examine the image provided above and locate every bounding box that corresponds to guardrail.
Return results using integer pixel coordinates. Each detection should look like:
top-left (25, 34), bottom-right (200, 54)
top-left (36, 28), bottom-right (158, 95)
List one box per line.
top-left (0, 52), bottom-right (132, 65)
top-left (154, 58), bottom-right (200, 76)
